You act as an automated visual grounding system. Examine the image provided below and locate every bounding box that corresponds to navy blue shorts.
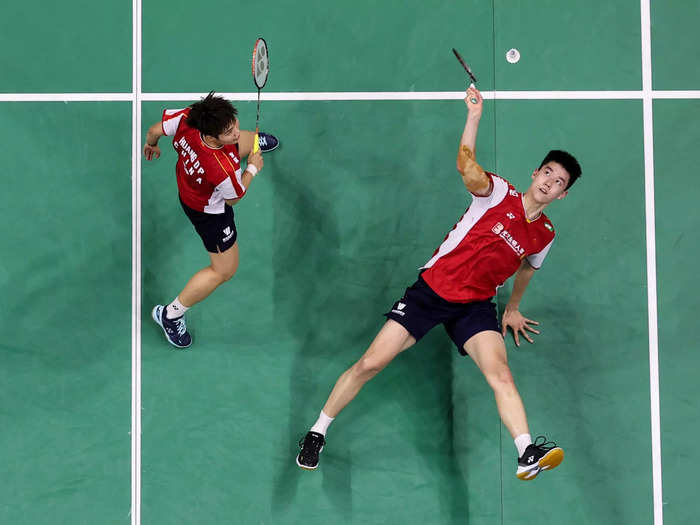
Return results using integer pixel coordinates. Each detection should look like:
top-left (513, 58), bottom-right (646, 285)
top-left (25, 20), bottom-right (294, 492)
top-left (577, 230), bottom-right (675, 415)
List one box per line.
top-left (384, 275), bottom-right (500, 355)
top-left (180, 198), bottom-right (237, 253)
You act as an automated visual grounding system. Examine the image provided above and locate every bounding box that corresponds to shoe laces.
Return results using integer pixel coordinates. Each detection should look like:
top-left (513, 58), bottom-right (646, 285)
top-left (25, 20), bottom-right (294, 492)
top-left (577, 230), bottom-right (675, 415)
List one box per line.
top-left (173, 317), bottom-right (187, 336)
top-left (532, 435), bottom-right (557, 452)
top-left (258, 135), bottom-right (268, 147)
top-left (299, 432), bottom-right (324, 450)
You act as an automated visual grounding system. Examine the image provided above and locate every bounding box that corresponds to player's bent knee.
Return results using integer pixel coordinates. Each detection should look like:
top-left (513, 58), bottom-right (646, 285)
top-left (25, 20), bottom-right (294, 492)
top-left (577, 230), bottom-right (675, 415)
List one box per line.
top-left (353, 356), bottom-right (386, 380)
top-left (485, 365), bottom-right (516, 391)
top-left (211, 267), bottom-right (236, 283)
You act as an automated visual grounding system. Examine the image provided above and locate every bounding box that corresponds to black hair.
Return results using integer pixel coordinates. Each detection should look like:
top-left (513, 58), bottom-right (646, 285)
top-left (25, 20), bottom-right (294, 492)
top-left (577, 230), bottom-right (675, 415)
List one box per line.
top-left (539, 150), bottom-right (581, 189)
top-left (186, 91), bottom-right (238, 137)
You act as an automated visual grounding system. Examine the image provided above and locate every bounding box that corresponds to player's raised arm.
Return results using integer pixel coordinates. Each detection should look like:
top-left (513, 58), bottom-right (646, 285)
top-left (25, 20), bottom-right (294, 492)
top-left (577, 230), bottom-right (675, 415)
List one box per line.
top-left (457, 86), bottom-right (491, 196)
top-left (143, 121), bottom-right (165, 161)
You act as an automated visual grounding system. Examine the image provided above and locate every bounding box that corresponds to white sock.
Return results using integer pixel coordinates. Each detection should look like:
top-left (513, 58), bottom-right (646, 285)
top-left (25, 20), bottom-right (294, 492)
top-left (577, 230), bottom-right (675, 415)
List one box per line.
top-left (310, 410), bottom-right (335, 436)
top-left (166, 297), bottom-right (189, 319)
top-left (514, 433), bottom-right (532, 457)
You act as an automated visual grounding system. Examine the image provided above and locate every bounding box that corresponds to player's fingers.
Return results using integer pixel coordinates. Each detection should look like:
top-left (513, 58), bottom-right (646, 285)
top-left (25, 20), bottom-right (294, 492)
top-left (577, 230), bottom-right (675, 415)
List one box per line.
top-left (524, 318), bottom-right (539, 325)
top-left (524, 325), bottom-right (540, 334)
top-left (155, 151), bottom-right (160, 159)
top-left (501, 323), bottom-right (507, 338)
top-left (513, 331), bottom-right (520, 347)
top-left (521, 330), bottom-right (534, 344)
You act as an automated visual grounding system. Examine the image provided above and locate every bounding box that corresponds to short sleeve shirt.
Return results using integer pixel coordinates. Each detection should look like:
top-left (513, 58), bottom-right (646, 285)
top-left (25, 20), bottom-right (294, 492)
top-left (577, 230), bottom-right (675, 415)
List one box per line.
top-left (162, 108), bottom-right (245, 214)
top-left (420, 173), bottom-right (556, 303)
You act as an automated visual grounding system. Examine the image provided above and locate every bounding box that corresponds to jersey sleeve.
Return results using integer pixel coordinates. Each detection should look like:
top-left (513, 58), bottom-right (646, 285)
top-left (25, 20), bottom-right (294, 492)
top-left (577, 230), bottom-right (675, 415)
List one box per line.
top-left (161, 108), bottom-right (189, 136)
top-left (207, 152), bottom-right (246, 199)
top-left (470, 174), bottom-right (509, 207)
top-left (213, 178), bottom-right (238, 200)
top-left (527, 238), bottom-right (554, 269)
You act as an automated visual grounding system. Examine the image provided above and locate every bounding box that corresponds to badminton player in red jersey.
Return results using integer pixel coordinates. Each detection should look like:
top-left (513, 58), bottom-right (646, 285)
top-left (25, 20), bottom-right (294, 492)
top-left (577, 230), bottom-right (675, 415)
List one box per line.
top-left (143, 92), bottom-right (278, 349)
top-left (297, 85), bottom-right (581, 481)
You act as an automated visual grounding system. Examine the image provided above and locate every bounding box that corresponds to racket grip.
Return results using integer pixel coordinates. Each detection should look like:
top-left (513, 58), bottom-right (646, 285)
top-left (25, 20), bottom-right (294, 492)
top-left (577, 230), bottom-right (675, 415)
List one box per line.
top-left (253, 132), bottom-right (260, 154)
top-left (468, 83), bottom-right (477, 104)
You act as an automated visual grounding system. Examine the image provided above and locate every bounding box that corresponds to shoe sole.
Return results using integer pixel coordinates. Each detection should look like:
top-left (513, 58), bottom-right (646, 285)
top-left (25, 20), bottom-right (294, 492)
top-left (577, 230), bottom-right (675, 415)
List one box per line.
top-left (516, 447), bottom-right (564, 481)
top-left (295, 443), bottom-right (323, 471)
top-left (151, 305), bottom-right (192, 349)
top-left (295, 454), bottom-right (318, 470)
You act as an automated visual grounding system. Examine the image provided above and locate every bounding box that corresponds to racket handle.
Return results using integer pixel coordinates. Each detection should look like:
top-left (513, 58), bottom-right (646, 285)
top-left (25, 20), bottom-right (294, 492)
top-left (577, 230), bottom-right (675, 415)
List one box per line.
top-left (253, 130), bottom-right (260, 154)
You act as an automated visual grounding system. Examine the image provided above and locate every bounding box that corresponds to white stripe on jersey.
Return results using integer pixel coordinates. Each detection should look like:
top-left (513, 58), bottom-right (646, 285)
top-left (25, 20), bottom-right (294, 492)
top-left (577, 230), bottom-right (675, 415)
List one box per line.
top-left (162, 108), bottom-right (186, 136)
top-left (232, 167), bottom-right (244, 196)
top-left (527, 238), bottom-right (554, 269)
top-left (203, 178), bottom-right (237, 214)
top-left (421, 176), bottom-right (509, 269)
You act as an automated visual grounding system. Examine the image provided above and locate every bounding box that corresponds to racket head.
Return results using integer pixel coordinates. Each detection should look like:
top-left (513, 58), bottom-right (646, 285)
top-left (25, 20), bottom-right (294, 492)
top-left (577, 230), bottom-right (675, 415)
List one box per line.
top-left (452, 48), bottom-right (478, 84)
top-left (252, 38), bottom-right (269, 89)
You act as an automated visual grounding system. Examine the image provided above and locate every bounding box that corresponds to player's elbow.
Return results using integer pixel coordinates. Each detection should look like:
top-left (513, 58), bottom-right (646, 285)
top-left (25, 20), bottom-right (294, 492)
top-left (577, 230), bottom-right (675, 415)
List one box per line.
top-left (225, 197), bottom-right (242, 206)
top-left (462, 174), bottom-right (490, 196)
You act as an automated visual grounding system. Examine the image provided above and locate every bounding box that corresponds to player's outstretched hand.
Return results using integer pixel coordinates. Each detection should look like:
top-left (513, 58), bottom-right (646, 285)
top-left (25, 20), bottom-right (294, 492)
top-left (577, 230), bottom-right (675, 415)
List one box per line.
top-left (144, 143), bottom-right (161, 161)
top-left (248, 150), bottom-right (264, 172)
top-left (465, 85), bottom-right (483, 118)
top-left (501, 308), bottom-right (540, 347)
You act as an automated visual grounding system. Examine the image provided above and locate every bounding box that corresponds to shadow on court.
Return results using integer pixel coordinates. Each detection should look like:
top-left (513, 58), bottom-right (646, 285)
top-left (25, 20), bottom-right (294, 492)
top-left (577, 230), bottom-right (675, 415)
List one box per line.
top-left (267, 158), bottom-right (471, 523)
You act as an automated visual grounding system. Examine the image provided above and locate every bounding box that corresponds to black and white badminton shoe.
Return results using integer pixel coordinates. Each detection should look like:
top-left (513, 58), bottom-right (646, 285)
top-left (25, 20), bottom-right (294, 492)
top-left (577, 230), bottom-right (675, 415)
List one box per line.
top-left (516, 436), bottom-right (564, 480)
top-left (296, 431), bottom-right (325, 470)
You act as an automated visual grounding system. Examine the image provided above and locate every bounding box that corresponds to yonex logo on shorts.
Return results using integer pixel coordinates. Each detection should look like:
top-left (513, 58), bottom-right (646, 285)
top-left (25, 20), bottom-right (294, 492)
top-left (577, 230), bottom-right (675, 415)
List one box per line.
top-left (391, 302), bottom-right (407, 316)
top-left (222, 226), bottom-right (234, 242)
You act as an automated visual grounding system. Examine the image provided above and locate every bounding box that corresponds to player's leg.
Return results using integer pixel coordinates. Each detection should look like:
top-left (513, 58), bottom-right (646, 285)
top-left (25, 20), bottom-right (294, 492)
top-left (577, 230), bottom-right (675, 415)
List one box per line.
top-left (296, 320), bottom-right (416, 470)
top-left (153, 204), bottom-right (239, 349)
top-left (325, 319), bottom-right (416, 417)
top-left (463, 330), bottom-right (563, 480)
top-left (178, 242), bottom-right (239, 306)
top-left (152, 243), bottom-right (239, 349)
top-left (463, 330), bottom-right (528, 436)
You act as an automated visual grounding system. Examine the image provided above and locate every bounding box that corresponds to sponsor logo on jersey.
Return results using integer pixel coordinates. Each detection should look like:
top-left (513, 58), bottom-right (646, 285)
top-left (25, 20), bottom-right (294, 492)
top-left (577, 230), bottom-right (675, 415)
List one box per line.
top-left (507, 212), bottom-right (516, 219)
top-left (492, 223), bottom-right (525, 256)
top-left (544, 222), bottom-right (553, 232)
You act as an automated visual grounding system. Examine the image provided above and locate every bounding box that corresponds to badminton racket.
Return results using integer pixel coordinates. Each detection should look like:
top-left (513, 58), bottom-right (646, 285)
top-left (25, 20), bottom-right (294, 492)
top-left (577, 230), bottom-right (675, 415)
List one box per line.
top-left (251, 38), bottom-right (269, 154)
top-left (452, 48), bottom-right (478, 103)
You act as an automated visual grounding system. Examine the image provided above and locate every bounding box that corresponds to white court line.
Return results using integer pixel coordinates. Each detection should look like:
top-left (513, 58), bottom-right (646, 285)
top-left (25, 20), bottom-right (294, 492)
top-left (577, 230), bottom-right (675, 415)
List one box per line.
top-left (0, 93), bottom-right (132, 101)
top-left (640, 0), bottom-right (663, 524)
top-left (130, 0), bottom-right (142, 523)
top-left (2, 90), bottom-right (700, 103)
top-left (142, 90), bottom-right (647, 101)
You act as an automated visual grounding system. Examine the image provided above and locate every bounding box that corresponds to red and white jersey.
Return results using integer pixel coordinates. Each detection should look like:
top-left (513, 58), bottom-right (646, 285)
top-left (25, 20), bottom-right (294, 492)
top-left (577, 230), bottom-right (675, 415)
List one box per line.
top-left (161, 108), bottom-right (245, 214)
top-left (421, 173), bottom-right (556, 303)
